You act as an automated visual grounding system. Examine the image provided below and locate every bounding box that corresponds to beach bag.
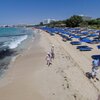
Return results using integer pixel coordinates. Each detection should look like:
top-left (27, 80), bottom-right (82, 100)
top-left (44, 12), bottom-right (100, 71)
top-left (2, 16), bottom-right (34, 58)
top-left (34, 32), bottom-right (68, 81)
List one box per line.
top-left (86, 72), bottom-right (92, 79)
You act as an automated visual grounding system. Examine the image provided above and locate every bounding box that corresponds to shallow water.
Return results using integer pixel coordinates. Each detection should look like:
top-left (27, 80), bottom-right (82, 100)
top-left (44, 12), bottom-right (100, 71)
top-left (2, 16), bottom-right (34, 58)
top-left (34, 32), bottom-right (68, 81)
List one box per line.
top-left (0, 27), bottom-right (35, 76)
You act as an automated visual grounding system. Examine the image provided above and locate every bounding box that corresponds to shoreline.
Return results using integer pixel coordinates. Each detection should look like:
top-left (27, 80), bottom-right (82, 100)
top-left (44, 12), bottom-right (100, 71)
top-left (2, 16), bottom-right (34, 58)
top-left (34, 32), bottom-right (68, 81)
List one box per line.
top-left (0, 28), bottom-right (100, 100)
top-left (0, 28), bottom-right (45, 100)
top-left (0, 27), bottom-right (36, 77)
top-left (0, 28), bottom-right (40, 79)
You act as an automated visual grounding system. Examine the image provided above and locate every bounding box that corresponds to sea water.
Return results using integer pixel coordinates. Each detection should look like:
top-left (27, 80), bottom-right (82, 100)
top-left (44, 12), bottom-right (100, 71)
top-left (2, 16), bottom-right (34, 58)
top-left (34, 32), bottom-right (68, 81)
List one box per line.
top-left (0, 27), bottom-right (35, 76)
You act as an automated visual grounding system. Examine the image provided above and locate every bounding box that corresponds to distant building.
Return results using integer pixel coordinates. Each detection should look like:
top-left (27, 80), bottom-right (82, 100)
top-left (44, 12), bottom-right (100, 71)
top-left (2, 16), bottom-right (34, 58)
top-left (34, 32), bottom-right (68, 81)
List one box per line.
top-left (80, 15), bottom-right (92, 21)
top-left (43, 19), bottom-right (56, 24)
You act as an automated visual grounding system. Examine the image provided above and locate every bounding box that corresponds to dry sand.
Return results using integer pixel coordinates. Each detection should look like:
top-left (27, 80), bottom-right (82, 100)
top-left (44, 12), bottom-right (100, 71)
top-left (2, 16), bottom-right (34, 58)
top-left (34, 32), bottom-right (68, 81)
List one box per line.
top-left (0, 29), bottom-right (100, 100)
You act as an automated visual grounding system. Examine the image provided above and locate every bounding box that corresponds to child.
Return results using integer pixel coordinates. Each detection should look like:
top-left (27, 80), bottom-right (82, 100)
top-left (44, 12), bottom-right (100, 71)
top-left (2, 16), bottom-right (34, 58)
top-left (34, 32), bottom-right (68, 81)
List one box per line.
top-left (46, 52), bottom-right (52, 66)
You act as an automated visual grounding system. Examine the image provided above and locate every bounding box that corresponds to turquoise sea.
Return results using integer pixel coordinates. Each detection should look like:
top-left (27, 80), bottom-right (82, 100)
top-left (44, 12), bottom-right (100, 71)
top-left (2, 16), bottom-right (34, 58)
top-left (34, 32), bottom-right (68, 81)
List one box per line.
top-left (0, 27), bottom-right (34, 49)
top-left (0, 27), bottom-right (35, 76)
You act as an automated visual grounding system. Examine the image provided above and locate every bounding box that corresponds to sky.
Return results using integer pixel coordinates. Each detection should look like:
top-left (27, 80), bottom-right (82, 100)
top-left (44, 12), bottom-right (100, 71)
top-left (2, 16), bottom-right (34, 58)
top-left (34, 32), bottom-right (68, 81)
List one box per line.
top-left (0, 0), bottom-right (100, 25)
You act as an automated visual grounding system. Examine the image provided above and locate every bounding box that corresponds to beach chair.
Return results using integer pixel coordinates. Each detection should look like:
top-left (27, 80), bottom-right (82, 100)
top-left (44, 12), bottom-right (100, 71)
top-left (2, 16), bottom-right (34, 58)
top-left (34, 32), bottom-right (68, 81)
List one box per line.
top-left (79, 47), bottom-right (92, 51)
top-left (70, 41), bottom-right (81, 45)
top-left (97, 45), bottom-right (100, 49)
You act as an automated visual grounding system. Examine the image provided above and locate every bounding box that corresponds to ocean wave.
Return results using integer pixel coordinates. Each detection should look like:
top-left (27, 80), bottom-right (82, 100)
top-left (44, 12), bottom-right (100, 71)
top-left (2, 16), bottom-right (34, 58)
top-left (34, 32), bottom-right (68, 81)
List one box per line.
top-left (3, 35), bottom-right (28, 49)
top-left (0, 33), bottom-right (27, 37)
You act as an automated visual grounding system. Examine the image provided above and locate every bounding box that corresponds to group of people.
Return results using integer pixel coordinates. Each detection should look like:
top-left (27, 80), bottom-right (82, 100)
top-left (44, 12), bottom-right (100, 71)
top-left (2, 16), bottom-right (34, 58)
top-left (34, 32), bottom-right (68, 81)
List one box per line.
top-left (45, 45), bottom-right (55, 66)
top-left (46, 45), bottom-right (100, 80)
top-left (91, 58), bottom-right (100, 80)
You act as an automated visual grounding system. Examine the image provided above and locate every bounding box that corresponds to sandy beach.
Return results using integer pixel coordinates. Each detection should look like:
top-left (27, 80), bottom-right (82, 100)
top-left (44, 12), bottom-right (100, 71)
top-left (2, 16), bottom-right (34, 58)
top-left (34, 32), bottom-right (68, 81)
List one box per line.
top-left (0, 28), bottom-right (100, 100)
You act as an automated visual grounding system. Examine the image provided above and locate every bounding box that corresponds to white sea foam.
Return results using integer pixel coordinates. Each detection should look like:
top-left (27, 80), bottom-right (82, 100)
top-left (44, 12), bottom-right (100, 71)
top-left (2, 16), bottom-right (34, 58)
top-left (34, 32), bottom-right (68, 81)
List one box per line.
top-left (4, 35), bottom-right (28, 49)
top-left (9, 35), bottom-right (28, 49)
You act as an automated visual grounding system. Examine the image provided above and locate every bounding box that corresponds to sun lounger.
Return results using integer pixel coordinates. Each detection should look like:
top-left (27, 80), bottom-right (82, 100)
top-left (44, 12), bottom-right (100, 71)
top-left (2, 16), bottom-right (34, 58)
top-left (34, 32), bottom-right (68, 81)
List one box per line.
top-left (80, 37), bottom-right (92, 43)
top-left (97, 45), bottom-right (100, 49)
top-left (92, 39), bottom-right (100, 44)
top-left (91, 55), bottom-right (100, 59)
top-left (76, 45), bottom-right (89, 49)
top-left (79, 46), bottom-right (92, 51)
top-left (70, 41), bottom-right (81, 45)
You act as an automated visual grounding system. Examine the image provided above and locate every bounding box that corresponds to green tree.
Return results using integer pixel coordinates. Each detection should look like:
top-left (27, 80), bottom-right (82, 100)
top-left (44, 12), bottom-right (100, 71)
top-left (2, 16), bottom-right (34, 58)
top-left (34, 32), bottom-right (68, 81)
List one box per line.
top-left (96, 18), bottom-right (100, 20)
top-left (80, 21), bottom-right (88, 27)
top-left (66, 15), bottom-right (83, 27)
top-left (39, 22), bottom-right (44, 26)
top-left (47, 20), bottom-right (66, 27)
top-left (88, 19), bottom-right (98, 25)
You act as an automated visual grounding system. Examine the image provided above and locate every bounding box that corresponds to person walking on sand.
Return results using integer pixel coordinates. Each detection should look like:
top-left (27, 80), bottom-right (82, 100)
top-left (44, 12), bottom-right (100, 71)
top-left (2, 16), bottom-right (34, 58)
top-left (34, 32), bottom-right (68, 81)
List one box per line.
top-left (45, 52), bottom-right (52, 66)
top-left (51, 45), bottom-right (55, 59)
top-left (91, 58), bottom-right (100, 81)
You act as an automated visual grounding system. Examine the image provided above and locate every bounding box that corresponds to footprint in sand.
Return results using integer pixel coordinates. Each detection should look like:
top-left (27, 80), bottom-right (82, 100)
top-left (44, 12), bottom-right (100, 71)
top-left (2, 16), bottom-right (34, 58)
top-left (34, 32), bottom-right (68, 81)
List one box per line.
top-left (62, 84), bottom-right (66, 90)
top-left (62, 83), bottom-right (69, 89)
top-left (73, 94), bottom-right (77, 100)
top-left (52, 93), bottom-right (55, 95)
top-left (63, 76), bottom-right (70, 89)
top-left (62, 56), bottom-right (65, 58)
top-left (66, 56), bottom-right (70, 60)
top-left (97, 94), bottom-right (100, 100)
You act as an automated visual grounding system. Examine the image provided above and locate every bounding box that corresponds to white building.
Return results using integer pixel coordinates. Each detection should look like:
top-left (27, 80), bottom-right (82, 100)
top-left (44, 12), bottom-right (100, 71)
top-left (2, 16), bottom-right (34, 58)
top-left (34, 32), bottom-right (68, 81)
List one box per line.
top-left (43, 19), bottom-right (56, 24)
top-left (79, 15), bottom-right (92, 21)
